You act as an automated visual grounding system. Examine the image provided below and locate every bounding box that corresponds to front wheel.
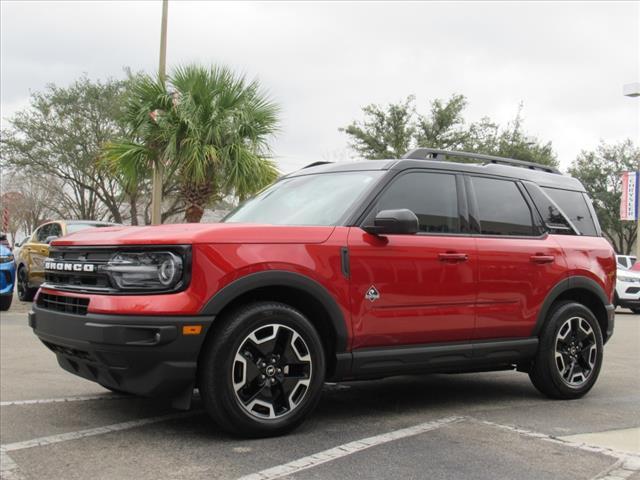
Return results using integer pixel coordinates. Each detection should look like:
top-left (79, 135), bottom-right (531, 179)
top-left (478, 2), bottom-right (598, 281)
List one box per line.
top-left (17, 268), bottom-right (37, 302)
top-left (0, 294), bottom-right (12, 311)
top-left (529, 301), bottom-right (603, 399)
top-left (198, 302), bottom-right (325, 438)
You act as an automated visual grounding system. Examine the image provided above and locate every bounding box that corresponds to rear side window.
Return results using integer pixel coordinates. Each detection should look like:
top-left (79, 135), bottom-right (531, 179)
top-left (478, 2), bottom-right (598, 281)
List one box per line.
top-left (542, 188), bottom-right (598, 236)
top-left (370, 171), bottom-right (459, 233)
top-left (471, 177), bottom-right (535, 236)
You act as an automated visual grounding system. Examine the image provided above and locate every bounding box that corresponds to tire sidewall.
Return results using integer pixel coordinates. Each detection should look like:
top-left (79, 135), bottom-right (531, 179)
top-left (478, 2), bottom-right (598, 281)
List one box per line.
top-left (202, 302), bottom-right (326, 436)
top-left (540, 302), bottom-right (604, 397)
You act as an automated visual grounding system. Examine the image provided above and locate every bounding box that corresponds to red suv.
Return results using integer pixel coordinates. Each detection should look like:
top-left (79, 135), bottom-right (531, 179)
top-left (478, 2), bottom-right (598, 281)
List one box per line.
top-left (30, 148), bottom-right (616, 437)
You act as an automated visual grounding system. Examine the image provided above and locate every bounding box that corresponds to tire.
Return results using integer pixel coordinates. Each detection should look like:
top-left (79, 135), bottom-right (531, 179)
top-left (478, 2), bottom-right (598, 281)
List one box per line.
top-left (17, 267), bottom-right (37, 302)
top-left (198, 302), bottom-right (326, 438)
top-left (0, 294), bottom-right (12, 311)
top-left (529, 301), bottom-right (603, 399)
top-left (630, 308), bottom-right (640, 315)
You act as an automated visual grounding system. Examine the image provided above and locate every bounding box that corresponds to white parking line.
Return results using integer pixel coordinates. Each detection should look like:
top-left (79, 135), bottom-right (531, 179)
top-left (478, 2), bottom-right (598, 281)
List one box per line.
top-left (478, 420), bottom-right (640, 480)
top-left (0, 394), bottom-right (124, 407)
top-left (236, 416), bottom-right (463, 480)
top-left (0, 410), bottom-right (202, 479)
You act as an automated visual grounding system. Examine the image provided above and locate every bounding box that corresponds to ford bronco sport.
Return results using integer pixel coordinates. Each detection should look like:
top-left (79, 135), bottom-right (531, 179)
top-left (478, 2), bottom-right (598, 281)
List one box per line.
top-left (29, 148), bottom-right (616, 437)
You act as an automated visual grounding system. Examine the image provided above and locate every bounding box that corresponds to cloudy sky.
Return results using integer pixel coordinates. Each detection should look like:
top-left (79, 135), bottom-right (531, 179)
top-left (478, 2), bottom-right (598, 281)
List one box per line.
top-left (1, 1), bottom-right (638, 172)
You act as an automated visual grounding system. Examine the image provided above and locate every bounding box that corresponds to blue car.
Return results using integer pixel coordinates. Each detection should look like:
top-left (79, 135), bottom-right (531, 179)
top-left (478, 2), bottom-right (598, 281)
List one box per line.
top-left (0, 243), bottom-right (16, 311)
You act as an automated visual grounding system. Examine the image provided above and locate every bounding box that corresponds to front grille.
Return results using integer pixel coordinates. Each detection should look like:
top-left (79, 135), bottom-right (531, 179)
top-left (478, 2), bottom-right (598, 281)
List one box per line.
top-left (45, 248), bottom-right (112, 291)
top-left (37, 293), bottom-right (89, 315)
top-left (626, 287), bottom-right (640, 295)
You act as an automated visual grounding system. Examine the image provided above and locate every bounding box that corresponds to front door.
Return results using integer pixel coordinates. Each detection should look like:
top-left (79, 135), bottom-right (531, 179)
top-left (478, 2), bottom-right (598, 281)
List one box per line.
top-left (348, 170), bottom-right (477, 350)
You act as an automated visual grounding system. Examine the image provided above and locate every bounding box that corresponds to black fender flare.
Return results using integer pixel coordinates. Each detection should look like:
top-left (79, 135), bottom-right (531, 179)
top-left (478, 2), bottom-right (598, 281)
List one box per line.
top-left (532, 275), bottom-right (611, 337)
top-left (199, 270), bottom-right (349, 353)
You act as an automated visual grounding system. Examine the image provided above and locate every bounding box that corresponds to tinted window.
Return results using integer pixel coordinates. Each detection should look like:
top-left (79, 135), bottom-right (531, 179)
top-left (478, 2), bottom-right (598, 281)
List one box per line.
top-left (370, 172), bottom-right (459, 233)
top-left (471, 177), bottom-right (535, 236)
top-left (617, 257), bottom-right (629, 269)
top-left (35, 224), bottom-right (52, 243)
top-left (49, 223), bottom-right (62, 238)
top-left (542, 188), bottom-right (598, 236)
top-left (523, 183), bottom-right (575, 235)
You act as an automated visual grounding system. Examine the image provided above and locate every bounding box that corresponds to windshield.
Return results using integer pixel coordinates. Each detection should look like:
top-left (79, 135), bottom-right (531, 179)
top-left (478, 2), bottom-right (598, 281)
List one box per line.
top-left (66, 223), bottom-right (113, 234)
top-left (224, 171), bottom-right (383, 226)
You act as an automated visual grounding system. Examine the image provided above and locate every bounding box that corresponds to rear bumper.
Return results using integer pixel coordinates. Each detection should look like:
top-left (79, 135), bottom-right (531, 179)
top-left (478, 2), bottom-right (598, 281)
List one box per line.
top-left (29, 305), bottom-right (214, 398)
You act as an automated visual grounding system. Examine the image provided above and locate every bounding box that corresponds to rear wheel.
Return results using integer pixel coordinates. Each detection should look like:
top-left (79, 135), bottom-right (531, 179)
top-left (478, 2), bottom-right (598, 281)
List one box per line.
top-left (198, 302), bottom-right (325, 437)
top-left (0, 294), bottom-right (12, 311)
top-left (17, 267), bottom-right (36, 302)
top-left (529, 301), bottom-right (603, 399)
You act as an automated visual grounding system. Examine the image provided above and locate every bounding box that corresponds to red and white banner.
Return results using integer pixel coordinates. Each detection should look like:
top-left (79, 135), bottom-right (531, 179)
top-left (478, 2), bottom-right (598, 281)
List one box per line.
top-left (620, 171), bottom-right (639, 221)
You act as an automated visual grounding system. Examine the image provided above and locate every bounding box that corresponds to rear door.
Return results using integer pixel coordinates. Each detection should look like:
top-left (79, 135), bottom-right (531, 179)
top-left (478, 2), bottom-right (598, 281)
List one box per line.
top-left (467, 175), bottom-right (567, 339)
top-left (348, 170), bottom-right (477, 349)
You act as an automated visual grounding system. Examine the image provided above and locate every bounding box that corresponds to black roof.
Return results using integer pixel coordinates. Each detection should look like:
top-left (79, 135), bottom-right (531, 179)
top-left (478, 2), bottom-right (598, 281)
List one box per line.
top-left (289, 153), bottom-right (584, 192)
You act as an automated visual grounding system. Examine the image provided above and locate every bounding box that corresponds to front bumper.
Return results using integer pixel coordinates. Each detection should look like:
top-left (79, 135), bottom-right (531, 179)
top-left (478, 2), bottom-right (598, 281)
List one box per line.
top-left (29, 305), bottom-right (214, 400)
top-left (0, 261), bottom-right (16, 295)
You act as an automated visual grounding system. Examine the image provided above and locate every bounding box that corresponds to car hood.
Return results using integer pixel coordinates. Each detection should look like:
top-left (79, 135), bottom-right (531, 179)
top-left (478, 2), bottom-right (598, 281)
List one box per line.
top-left (617, 268), bottom-right (640, 279)
top-left (52, 223), bottom-right (336, 246)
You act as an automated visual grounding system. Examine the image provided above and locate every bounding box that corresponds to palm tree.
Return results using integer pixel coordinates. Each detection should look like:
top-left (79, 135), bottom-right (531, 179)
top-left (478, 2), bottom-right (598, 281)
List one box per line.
top-left (103, 65), bottom-right (279, 223)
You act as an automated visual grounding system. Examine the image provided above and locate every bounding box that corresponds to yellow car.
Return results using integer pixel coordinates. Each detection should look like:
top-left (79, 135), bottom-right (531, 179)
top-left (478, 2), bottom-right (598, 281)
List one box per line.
top-left (16, 220), bottom-right (117, 301)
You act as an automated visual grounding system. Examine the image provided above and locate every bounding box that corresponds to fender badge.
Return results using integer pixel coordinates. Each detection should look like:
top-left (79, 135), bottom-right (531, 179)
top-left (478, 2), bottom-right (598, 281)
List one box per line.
top-left (365, 286), bottom-right (380, 302)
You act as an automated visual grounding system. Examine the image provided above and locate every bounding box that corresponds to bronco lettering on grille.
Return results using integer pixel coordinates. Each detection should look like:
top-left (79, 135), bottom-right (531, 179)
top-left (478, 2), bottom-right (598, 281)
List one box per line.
top-left (44, 261), bottom-right (95, 273)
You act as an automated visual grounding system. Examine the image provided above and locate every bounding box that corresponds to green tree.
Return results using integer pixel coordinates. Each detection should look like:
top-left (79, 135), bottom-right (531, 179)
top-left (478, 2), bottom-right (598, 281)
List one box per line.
top-left (104, 64), bottom-right (280, 223)
top-left (341, 95), bottom-right (557, 167)
top-left (569, 140), bottom-right (640, 254)
top-left (0, 76), bottom-right (137, 223)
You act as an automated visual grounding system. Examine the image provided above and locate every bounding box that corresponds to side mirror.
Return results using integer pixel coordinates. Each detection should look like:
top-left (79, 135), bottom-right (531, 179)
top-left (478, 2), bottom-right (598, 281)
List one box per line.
top-left (362, 209), bottom-right (419, 235)
top-left (44, 235), bottom-right (58, 244)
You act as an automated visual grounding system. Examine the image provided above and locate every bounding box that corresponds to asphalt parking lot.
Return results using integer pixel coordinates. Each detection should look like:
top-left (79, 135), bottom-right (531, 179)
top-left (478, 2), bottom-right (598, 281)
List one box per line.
top-left (1, 293), bottom-right (639, 480)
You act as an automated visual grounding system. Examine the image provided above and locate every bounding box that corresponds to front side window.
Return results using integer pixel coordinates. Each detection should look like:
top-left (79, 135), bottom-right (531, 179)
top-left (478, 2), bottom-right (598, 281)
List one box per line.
top-left (36, 224), bottom-right (51, 243)
top-left (368, 171), bottom-right (459, 233)
top-left (224, 171), bottom-right (383, 226)
top-left (471, 176), bottom-right (535, 236)
top-left (49, 223), bottom-right (62, 238)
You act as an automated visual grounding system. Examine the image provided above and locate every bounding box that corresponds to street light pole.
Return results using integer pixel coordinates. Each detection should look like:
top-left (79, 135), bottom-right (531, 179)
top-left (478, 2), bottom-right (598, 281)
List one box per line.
top-left (623, 83), bottom-right (640, 259)
top-left (151, 0), bottom-right (169, 225)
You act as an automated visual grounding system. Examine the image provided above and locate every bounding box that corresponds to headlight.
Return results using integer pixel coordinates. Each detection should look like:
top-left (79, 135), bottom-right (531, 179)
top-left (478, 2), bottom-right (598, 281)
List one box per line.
top-left (618, 275), bottom-right (640, 283)
top-left (103, 251), bottom-right (184, 291)
top-left (0, 254), bottom-right (14, 263)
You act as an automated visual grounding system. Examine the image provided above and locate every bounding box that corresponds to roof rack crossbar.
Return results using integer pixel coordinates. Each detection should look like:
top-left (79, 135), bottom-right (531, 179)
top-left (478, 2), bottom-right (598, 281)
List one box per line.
top-left (402, 148), bottom-right (560, 174)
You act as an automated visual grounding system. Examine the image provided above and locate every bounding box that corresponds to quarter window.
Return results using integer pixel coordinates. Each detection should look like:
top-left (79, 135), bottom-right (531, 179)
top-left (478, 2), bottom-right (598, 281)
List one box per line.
top-left (471, 177), bottom-right (535, 236)
top-left (542, 188), bottom-right (598, 236)
top-left (369, 172), bottom-right (459, 233)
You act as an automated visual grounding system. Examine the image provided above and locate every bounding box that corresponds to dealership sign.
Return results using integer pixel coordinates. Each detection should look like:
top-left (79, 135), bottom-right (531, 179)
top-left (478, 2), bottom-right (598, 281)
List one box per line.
top-left (620, 171), bottom-right (639, 221)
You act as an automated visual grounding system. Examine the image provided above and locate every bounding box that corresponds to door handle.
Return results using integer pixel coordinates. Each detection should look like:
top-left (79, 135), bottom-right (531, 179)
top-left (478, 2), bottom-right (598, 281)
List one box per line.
top-left (530, 254), bottom-right (555, 264)
top-left (438, 252), bottom-right (468, 262)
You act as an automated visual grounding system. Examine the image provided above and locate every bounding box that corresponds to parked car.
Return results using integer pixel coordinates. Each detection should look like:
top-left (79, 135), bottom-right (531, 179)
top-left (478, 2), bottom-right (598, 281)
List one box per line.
top-left (614, 268), bottom-right (640, 313)
top-left (616, 254), bottom-right (636, 270)
top-left (0, 232), bottom-right (11, 250)
top-left (16, 220), bottom-right (117, 301)
top-left (30, 148), bottom-right (615, 437)
top-left (0, 243), bottom-right (16, 311)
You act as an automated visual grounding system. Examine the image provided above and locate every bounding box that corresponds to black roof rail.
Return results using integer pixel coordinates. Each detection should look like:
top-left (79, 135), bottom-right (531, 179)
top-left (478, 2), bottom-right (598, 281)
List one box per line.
top-left (402, 148), bottom-right (560, 174)
top-left (302, 161), bottom-right (334, 169)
